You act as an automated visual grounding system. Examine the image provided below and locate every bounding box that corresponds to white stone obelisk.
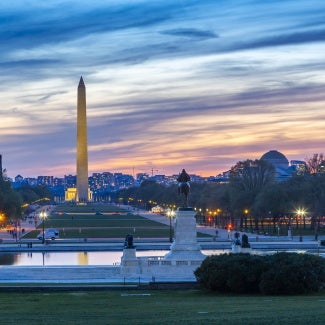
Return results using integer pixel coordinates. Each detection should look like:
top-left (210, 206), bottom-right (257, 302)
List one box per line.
top-left (76, 76), bottom-right (89, 202)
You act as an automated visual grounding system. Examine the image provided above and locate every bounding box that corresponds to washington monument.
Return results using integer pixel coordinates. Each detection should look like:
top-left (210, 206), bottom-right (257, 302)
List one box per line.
top-left (76, 76), bottom-right (89, 202)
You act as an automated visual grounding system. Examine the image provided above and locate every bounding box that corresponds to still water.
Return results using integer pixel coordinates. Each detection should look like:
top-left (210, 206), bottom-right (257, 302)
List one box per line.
top-left (0, 250), bottom-right (229, 266)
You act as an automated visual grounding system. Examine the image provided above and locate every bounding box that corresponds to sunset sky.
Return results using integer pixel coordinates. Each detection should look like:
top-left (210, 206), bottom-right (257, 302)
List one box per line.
top-left (1, 0), bottom-right (325, 178)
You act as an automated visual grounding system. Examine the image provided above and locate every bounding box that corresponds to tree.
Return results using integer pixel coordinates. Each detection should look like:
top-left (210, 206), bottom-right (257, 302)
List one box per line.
top-left (305, 153), bottom-right (324, 174)
top-left (0, 177), bottom-right (22, 220)
top-left (229, 159), bottom-right (276, 193)
top-left (228, 159), bottom-right (276, 229)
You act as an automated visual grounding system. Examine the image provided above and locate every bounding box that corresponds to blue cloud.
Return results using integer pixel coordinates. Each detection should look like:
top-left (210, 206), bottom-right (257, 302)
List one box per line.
top-left (233, 29), bottom-right (325, 51)
top-left (161, 28), bottom-right (218, 39)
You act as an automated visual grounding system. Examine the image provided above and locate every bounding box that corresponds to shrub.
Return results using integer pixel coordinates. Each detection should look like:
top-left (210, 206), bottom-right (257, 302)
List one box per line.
top-left (194, 253), bottom-right (267, 293)
top-left (195, 252), bottom-right (325, 295)
top-left (259, 252), bottom-right (325, 295)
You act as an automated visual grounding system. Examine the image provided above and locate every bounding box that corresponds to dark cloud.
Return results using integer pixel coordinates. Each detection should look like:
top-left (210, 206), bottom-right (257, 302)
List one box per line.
top-left (161, 28), bottom-right (218, 39)
top-left (37, 91), bottom-right (67, 102)
top-left (0, 59), bottom-right (60, 67)
top-left (232, 29), bottom-right (325, 51)
top-left (0, 3), bottom-right (176, 50)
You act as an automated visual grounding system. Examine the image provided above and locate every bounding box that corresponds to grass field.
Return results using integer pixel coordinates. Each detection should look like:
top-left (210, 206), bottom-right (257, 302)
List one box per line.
top-left (0, 290), bottom-right (324, 324)
top-left (55, 204), bottom-right (126, 213)
top-left (23, 204), bottom-right (211, 239)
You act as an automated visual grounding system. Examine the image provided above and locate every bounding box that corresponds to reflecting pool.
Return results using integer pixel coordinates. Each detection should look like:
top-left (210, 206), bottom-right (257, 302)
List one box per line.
top-left (0, 250), bottom-right (230, 266)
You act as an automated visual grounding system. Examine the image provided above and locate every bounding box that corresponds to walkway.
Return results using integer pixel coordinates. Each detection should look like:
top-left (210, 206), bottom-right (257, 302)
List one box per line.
top-left (0, 205), bottom-right (53, 242)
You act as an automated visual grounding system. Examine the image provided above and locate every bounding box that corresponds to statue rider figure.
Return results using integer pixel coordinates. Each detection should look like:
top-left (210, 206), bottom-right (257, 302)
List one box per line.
top-left (177, 169), bottom-right (191, 194)
top-left (177, 169), bottom-right (191, 207)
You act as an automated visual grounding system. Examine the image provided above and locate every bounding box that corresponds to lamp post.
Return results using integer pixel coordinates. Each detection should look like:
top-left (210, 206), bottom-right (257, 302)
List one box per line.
top-left (40, 211), bottom-right (47, 244)
top-left (296, 208), bottom-right (306, 242)
top-left (244, 209), bottom-right (248, 231)
top-left (167, 209), bottom-right (175, 243)
top-left (0, 213), bottom-right (4, 225)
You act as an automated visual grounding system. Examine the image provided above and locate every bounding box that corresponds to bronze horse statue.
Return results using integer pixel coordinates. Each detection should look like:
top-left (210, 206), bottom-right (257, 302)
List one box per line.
top-left (178, 182), bottom-right (190, 207)
top-left (177, 169), bottom-right (191, 207)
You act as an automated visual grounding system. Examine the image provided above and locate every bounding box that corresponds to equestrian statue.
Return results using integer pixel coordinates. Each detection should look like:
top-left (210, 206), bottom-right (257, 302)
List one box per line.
top-left (177, 169), bottom-right (190, 207)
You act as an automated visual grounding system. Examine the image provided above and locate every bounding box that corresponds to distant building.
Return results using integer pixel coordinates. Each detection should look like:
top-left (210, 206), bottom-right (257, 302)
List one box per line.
top-left (65, 187), bottom-right (77, 202)
top-left (260, 150), bottom-right (291, 181)
top-left (15, 175), bottom-right (24, 183)
top-left (37, 176), bottom-right (54, 186)
top-left (290, 160), bottom-right (307, 175)
top-left (151, 205), bottom-right (164, 214)
top-left (23, 178), bottom-right (38, 186)
top-left (136, 173), bottom-right (150, 184)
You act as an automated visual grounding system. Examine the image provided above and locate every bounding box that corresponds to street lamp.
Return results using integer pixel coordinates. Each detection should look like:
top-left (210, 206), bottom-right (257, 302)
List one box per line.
top-left (0, 213), bottom-right (4, 225)
top-left (296, 208), bottom-right (306, 242)
top-left (244, 209), bottom-right (249, 231)
top-left (40, 211), bottom-right (47, 244)
top-left (167, 209), bottom-right (175, 243)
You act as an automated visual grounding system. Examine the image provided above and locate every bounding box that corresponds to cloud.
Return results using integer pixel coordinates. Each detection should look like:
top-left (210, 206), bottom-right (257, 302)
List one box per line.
top-left (1, 0), bottom-right (325, 178)
top-left (0, 2), bottom-right (175, 51)
top-left (161, 28), bottom-right (218, 39)
top-left (0, 59), bottom-right (60, 68)
top-left (233, 29), bottom-right (325, 51)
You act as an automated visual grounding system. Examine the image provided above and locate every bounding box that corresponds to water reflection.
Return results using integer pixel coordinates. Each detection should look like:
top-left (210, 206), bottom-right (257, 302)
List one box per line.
top-left (78, 252), bottom-right (89, 265)
top-left (0, 250), bottom-right (231, 266)
top-left (0, 253), bottom-right (17, 265)
top-left (0, 251), bottom-right (165, 266)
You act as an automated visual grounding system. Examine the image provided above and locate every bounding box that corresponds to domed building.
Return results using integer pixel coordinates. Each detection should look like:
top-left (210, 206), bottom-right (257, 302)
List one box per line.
top-left (260, 150), bottom-right (289, 169)
top-left (260, 150), bottom-right (291, 181)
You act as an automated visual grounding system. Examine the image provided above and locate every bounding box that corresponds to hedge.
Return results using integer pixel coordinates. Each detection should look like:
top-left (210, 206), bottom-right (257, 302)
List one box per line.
top-left (194, 252), bottom-right (325, 295)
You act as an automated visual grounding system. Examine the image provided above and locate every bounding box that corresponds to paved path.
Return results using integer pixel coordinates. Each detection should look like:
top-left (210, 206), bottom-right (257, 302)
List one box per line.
top-left (0, 205), bottom-right (53, 242)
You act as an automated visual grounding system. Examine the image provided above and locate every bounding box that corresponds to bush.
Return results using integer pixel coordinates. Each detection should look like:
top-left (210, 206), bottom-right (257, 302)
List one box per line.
top-left (194, 253), bottom-right (267, 293)
top-left (259, 252), bottom-right (325, 295)
top-left (194, 252), bottom-right (325, 295)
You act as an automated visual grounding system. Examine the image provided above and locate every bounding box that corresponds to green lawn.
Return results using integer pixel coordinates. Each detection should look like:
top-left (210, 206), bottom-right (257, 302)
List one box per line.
top-left (55, 204), bottom-right (126, 213)
top-left (0, 290), bottom-right (324, 324)
top-left (23, 204), bottom-right (211, 239)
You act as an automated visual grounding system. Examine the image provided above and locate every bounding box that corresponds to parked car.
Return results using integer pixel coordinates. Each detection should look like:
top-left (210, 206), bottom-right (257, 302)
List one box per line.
top-left (37, 228), bottom-right (59, 240)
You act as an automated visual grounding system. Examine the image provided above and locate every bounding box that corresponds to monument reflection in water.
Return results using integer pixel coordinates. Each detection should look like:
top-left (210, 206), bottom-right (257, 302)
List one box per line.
top-left (0, 251), bottom-right (167, 266)
top-left (0, 250), bottom-right (229, 267)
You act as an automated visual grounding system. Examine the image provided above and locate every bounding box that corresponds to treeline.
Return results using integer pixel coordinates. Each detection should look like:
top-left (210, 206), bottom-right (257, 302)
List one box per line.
top-left (0, 175), bottom-right (52, 221)
top-left (116, 159), bottom-right (325, 232)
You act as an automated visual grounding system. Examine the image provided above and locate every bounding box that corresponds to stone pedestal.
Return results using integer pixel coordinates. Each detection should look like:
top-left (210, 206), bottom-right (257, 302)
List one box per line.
top-left (232, 244), bottom-right (241, 253)
top-left (288, 229), bottom-right (292, 239)
top-left (241, 247), bottom-right (252, 254)
top-left (164, 207), bottom-right (205, 261)
top-left (120, 248), bottom-right (139, 274)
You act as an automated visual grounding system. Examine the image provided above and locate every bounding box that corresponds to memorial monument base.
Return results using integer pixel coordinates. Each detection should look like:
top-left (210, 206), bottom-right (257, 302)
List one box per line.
top-left (164, 207), bottom-right (205, 261)
top-left (120, 248), bottom-right (139, 275)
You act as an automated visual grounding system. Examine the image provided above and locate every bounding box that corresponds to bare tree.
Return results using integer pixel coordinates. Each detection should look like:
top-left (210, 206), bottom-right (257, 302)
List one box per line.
top-left (305, 154), bottom-right (324, 174)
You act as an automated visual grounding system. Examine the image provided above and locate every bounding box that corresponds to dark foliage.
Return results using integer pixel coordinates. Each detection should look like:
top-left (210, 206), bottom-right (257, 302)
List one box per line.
top-left (0, 177), bottom-right (22, 219)
top-left (195, 253), bottom-right (267, 293)
top-left (259, 253), bottom-right (325, 295)
top-left (195, 253), bottom-right (325, 295)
